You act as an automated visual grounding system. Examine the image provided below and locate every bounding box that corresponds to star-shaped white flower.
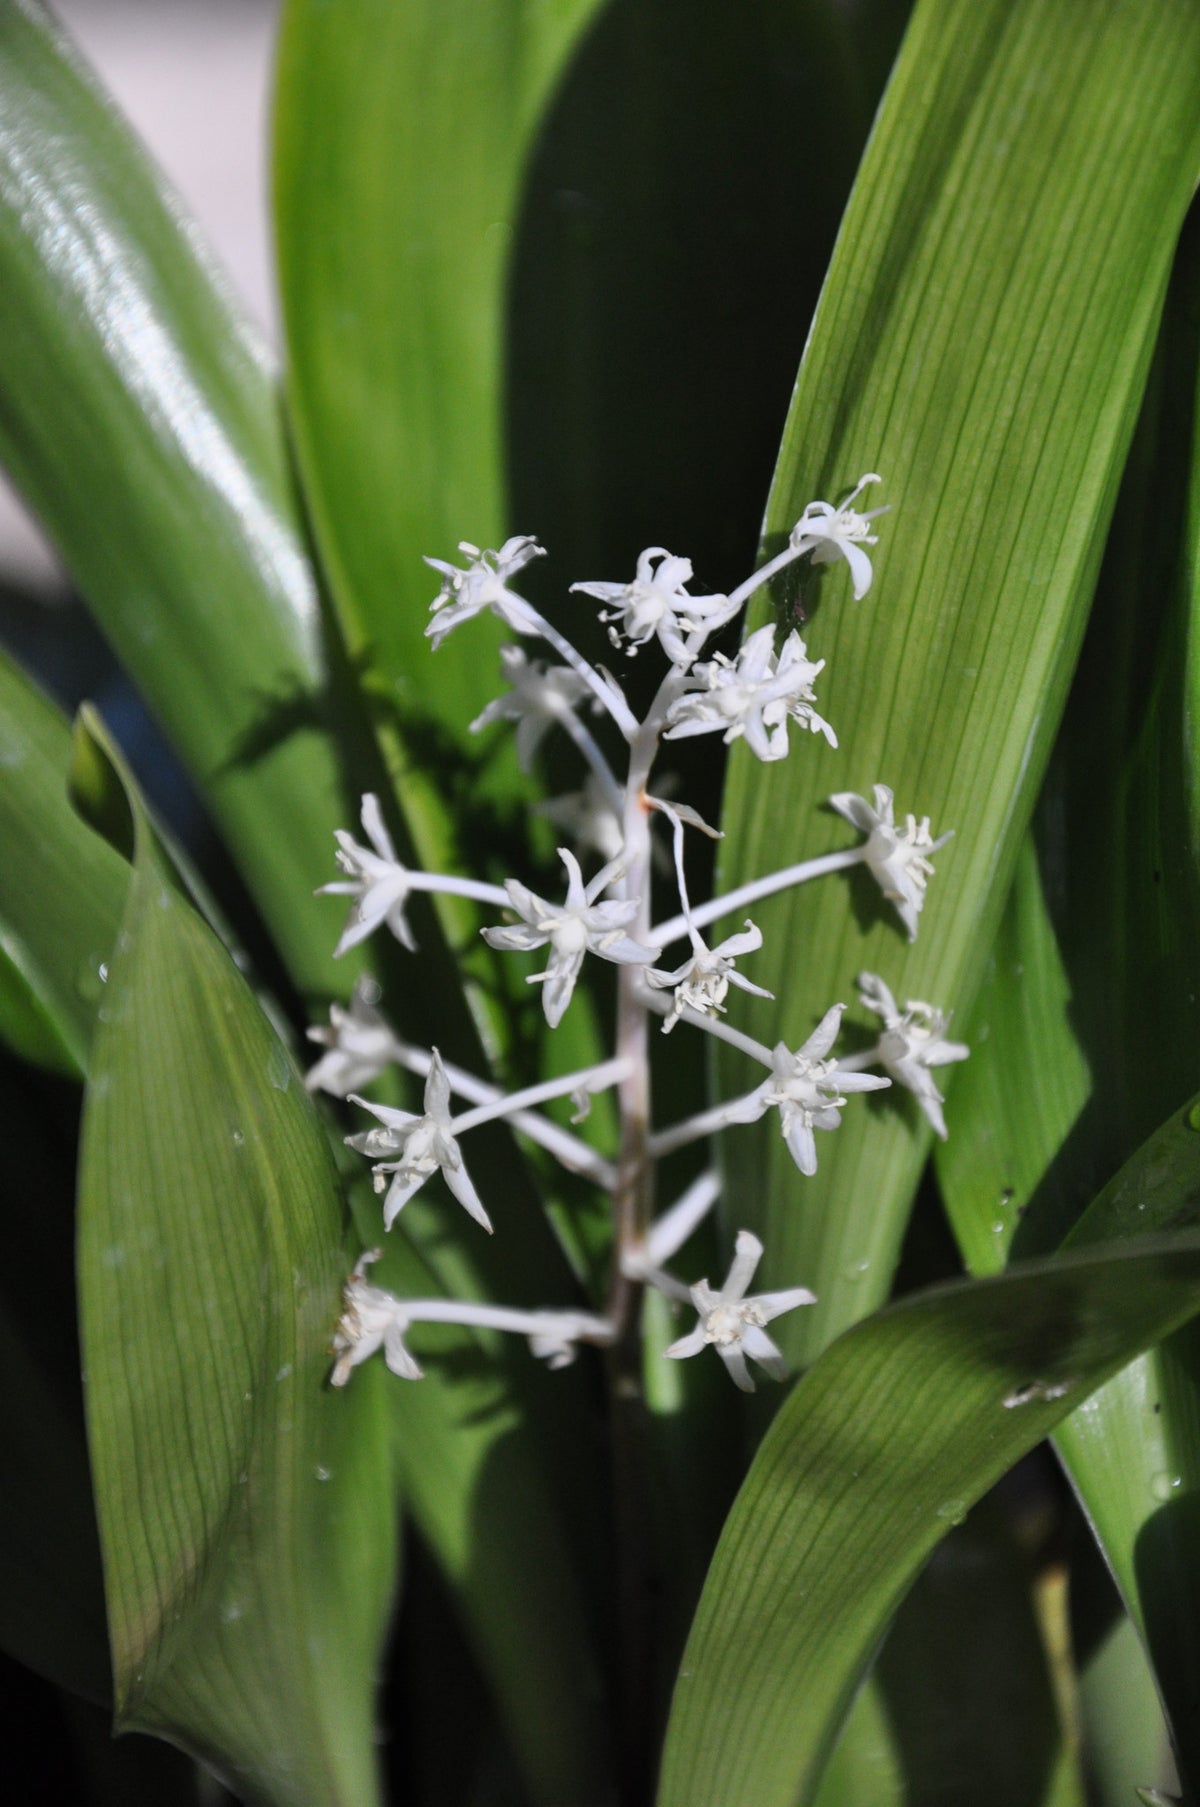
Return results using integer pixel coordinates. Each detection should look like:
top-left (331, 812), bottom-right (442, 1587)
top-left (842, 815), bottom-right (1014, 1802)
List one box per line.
top-left (482, 848), bottom-right (660, 1027)
top-left (317, 793), bottom-right (416, 957)
top-left (425, 535), bottom-right (546, 648)
top-left (331, 1251), bottom-right (422, 1387)
top-left (470, 644), bottom-right (593, 771)
top-left (858, 972), bottom-right (969, 1139)
top-left (645, 919), bottom-right (772, 1033)
top-left (725, 1003), bottom-right (891, 1176)
top-left (664, 624), bottom-right (836, 760)
top-left (789, 473), bottom-right (887, 599)
top-left (829, 783), bottom-right (952, 941)
top-left (570, 547), bottom-right (728, 666)
top-left (305, 979), bottom-right (398, 1097)
top-left (347, 1051), bottom-right (492, 1233)
top-left (664, 1230), bottom-right (815, 1391)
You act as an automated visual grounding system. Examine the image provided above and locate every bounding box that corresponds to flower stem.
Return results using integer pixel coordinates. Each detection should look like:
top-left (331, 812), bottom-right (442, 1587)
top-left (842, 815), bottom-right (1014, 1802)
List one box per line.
top-left (650, 845), bottom-right (864, 947)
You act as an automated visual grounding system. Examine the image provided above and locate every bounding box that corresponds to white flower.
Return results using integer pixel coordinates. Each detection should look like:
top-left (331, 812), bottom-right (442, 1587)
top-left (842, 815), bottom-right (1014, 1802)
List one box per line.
top-left (789, 473), bottom-right (887, 599)
top-left (726, 1003), bottom-right (890, 1176)
top-left (664, 624), bottom-right (836, 760)
top-left (317, 793), bottom-right (416, 957)
top-left (482, 847), bottom-right (660, 1028)
top-left (305, 979), bottom-right (397, 1097)
top-left (331, 1251), bottom-right (422, 1386)
top-left (535, 772), bottom-right (625, 863)
top-left (470, 645), bottom-right (593, 771)
top-left (331, 1255), bottom-right (615, 1387)
top-left (829, 783), bottom-right (952, 941)
top-left (646, 919), bottom-right (772, 1032)
top-left (570, 547), bottom-right (728, 666)
top-left (425, 535), bottom-right (546, 648)
top-left (858, 972), bottom-right (969, 1139)
top-left (664, 1230), bottom-right (815, 1391)
top-left (347, 1051), bottom-right (492, 1233)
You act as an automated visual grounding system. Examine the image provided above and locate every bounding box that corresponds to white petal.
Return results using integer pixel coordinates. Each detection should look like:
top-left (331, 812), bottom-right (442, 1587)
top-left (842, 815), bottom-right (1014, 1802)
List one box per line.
top-left (757, 1285), bottom-right (817, 1323)
top-left (534, 946), bottom-right (585, 1027)
top-left (443, 1155), bottom-right (494, 1233)
top-left (723, 1230), bottom-right (764, 1302)
top-left (382, 1322), bottom-right (424, 1381)
top-left (839, 538), bottom-right (875, 599)
top-left (424, 1050), bottom-right (453, 1124)
top-left (360, 793), bottom-right (397, 863)
top-left (784, 1118), bottom-right (818, 1176)
top-left (829, 790), bottom-right (879, 832)
top-left (664, 1326), bottom-right (709, 1361)
top-left (741, 1324), bottom-right (788, 1380)
top-left (382, 1167), bottom-right (431, 1228)
top-left (717, 1345), bottom-right (755, 1392)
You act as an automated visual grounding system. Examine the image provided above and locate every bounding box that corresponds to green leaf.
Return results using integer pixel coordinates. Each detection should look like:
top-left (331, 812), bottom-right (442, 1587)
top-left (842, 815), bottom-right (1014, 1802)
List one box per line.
top-left (0, 0), bottom-right (361, 998)
top-left (656, 1234), bottom-right (1200, 1807)
top-left (812, 1500), bottom-right (1085, 1807)
top-left (274, 0), bottom-right (606, 746)
top-left (936, 209), bottom-right (1200, 1790)
top-left (0, 648), bottom-right (128, 1074)
top-left (714, 0), bottom-right (1200, 1363)
top-left (356, 1230), bottom-right (615, 1807)
top-left (76, 713), bottom-right (396, 1807)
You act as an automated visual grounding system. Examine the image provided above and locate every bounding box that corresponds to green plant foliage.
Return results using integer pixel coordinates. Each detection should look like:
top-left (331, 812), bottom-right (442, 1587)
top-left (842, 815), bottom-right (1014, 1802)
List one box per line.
top-left (274, 0), bottom-right (607, 746)
top-left (714, 0), bottom-right (1200, 1367)
top-left (0, 648), bottom-right (127, 1074)
top-left (74, 714), bottom-right (396, 1807)
top-left (936, 214), bottom-right (1200, 1792)
top-left (656, 1233), bottom-right (1200, 1807)
top-left (0, 0), bottom-right (361, 998)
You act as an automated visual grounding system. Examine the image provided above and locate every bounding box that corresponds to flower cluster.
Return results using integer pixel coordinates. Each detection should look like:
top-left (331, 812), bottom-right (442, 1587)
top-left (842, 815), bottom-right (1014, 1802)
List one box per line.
top-left (313, 476), bottom-right (965, 1393)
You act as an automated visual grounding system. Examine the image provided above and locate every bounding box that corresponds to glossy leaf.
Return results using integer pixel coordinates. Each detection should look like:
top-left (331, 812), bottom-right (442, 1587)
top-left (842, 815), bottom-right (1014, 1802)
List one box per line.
top-left (656, 1233), bottom-right (1200, 1807)
top-left (0, 648), bottom-right (127, 1074)
top-left (75, 713), bottom-right (396, 1807)
top-left (274, 0), bottom-right (606, 746)
top-left (713, 0), bottom-right (1200, 1364)
top-left (0, 0), bottom-right (360, 998)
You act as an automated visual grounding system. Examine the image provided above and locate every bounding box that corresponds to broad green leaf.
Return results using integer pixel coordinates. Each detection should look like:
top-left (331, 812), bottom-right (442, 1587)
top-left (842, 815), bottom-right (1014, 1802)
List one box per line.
top-left (350, 1222), bottom-right (615, 1807)
top-left (274, 0), bottom-right (606, 749)
top-left (0, 0), bottom-right (361, 998)
top-left (0, 648), bottom-right (127, 1074)
top-left (936, 215), bottom-right (1200, 1791)
top-left (812, 1500), bottom-right (1085, 1807)
top-left (714, 0), bottom-right (1200, 1364)
top-left (656, 1234), bottom-right (1200, 1807)
top-left (75, 714), bottom-right (396, 1807)
top-left (1077, 1604), bottom-right (1176, 1807)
